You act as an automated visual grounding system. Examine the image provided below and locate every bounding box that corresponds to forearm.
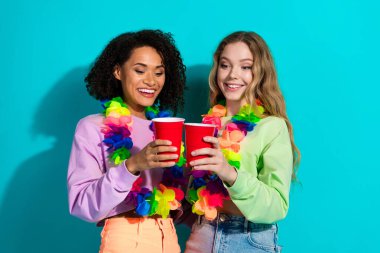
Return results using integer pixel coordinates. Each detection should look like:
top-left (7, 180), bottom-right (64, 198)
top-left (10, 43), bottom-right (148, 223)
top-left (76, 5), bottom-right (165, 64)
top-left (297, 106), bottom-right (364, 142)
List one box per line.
top-left (226, 118), bottom-right (293, 223)
top-left (68, 162), bottom-right (139, 222)
top-left (67, 127), bottom-right (139, 222)
top-left (226, 170), bottom-right (289, 223)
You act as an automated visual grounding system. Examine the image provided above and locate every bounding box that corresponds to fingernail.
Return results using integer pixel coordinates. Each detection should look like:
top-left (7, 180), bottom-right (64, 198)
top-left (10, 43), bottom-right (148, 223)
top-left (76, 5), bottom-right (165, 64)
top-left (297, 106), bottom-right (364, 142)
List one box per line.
top-left (189, 161), bottom-right (194, 166)
top-left (191, 151), bottom-right (195, 155)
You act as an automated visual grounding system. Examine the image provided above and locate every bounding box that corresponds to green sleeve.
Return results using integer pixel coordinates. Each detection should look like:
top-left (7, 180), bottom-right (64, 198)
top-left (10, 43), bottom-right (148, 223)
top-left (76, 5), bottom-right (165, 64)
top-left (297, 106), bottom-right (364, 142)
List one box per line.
top-left (225, 117), bottom-right (293, 224)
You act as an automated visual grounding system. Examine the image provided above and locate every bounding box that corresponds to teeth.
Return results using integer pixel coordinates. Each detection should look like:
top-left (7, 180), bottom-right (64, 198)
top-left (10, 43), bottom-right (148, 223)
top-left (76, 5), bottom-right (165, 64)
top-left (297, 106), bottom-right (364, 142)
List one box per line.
top-left (138, 89), bottom-right (155, 94)
top-left (226, 84), bottom-right (241, 88)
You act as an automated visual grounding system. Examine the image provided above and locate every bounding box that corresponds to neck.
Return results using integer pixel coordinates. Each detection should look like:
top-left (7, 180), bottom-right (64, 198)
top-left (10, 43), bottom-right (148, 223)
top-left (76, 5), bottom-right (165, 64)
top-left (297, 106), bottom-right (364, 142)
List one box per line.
top-left (226, 100), bottom-right (245, 116)
top-left (126, 103), bottom-right (147, 119)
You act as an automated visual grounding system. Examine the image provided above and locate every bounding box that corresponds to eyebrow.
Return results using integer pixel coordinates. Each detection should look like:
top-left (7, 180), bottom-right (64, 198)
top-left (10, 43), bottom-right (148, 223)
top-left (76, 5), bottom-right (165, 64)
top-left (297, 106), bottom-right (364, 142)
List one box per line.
top-left (133, 63), bottom-right (165, 68)
top-left (220, 56), bottom-right (253, 62)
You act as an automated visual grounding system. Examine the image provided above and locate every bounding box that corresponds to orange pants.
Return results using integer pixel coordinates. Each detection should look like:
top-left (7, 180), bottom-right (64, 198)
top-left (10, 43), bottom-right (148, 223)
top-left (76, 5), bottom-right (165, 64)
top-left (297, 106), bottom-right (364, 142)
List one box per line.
top-left (99, 217), bottom-right (181, 253)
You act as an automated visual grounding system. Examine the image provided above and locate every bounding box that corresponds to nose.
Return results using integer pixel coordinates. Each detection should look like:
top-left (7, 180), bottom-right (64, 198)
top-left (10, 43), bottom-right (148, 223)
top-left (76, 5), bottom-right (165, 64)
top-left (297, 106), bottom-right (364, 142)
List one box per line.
top-left (229, 67), bottom-right (239, 79)
top-left (143, 72), bottom-right (155, 86)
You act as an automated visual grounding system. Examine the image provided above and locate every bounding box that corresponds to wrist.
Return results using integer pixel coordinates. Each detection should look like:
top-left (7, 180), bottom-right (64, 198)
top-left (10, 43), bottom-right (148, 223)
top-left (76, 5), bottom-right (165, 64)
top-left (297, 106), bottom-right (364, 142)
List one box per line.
top-left (222, 165), bottom-right (238, 187)
top-left (125, 157), bottom-right (140, 175)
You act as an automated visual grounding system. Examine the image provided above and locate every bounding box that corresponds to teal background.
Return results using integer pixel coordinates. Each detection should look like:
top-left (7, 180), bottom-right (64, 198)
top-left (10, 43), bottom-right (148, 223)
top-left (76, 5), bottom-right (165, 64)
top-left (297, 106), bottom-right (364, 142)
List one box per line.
top-left (1, 0), bottom-right (378, 252)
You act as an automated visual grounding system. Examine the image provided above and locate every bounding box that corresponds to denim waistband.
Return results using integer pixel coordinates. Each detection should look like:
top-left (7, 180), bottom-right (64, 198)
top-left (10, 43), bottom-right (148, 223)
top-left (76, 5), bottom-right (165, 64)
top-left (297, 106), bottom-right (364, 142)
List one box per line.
top-left (198, 213), bottom-right (276, 232)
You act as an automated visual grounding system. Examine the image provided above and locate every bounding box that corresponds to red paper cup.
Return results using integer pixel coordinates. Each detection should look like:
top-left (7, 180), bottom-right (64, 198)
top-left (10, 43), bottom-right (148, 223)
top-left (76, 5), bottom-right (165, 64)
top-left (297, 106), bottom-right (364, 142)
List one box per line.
top-left (185, 123), bottom-right (216, 164)
top-left (152, 117), bottom-right (185, 163)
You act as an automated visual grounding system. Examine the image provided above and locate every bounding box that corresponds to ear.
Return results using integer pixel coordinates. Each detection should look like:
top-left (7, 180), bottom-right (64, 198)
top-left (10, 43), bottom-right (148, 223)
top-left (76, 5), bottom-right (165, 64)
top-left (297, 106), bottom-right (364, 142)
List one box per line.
top-left (113, 65), bottom-right (121, 80)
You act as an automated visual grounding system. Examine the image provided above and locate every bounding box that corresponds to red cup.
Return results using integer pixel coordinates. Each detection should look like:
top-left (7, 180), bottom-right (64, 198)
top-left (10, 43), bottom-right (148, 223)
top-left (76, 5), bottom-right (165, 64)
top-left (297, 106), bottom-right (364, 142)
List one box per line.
top-left (152, 117), bottom-right (185, 163)
top-left (185, 123), bottom-right (216, 164)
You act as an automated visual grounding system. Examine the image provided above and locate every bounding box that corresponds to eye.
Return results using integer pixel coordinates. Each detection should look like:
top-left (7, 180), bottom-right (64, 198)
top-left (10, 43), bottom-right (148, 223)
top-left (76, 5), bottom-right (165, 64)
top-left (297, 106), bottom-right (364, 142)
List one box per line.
top-left (155, 72), bottom-right (164, 77)
top-left (220, 63), bottom-right (229, 69)
top-left (242, 66), bottom-right (252, 70)
top-left (135, 69), bottom-right (145, 74)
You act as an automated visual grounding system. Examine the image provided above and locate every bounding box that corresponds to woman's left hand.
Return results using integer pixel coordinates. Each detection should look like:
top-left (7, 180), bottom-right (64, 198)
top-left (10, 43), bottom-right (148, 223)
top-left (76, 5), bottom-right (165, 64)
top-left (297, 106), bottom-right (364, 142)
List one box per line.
top-left (189, 136), bottom-right (238, 186)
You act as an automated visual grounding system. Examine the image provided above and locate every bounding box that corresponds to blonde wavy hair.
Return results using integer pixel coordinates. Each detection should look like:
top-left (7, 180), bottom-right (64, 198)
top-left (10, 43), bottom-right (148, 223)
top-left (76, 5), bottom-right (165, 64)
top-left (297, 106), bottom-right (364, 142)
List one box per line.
top-left (209, 31), bottom-right (301, 179)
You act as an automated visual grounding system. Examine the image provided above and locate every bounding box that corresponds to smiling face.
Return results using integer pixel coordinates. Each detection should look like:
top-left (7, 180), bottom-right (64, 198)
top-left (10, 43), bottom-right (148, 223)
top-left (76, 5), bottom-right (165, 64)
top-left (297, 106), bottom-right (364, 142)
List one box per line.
top-left (113, 46), bottom-right (165, 116)
top-left (217, 42), bottom-right (254, 107)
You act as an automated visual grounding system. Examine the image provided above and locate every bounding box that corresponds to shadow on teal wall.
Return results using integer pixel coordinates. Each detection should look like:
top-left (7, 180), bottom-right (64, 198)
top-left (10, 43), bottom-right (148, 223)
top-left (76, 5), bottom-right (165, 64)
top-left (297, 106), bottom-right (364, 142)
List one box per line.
top-left (0, 65), bottom-right (210, 252)
top-left (0, 67), bottom-right (100, 252)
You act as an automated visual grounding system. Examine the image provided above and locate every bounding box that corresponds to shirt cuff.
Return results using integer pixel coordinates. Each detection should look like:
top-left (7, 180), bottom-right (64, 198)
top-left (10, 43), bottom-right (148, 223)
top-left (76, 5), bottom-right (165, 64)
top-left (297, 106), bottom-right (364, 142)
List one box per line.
top-left (107, 161), bottom-right (140, 192)
top-left (225, 170), bottom-right (258, 198)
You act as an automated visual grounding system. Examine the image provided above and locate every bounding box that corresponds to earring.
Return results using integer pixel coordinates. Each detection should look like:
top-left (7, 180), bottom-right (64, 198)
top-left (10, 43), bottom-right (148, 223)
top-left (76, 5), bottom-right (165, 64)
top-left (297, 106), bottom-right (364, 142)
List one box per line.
top-left (153, 99), bottom-right (160, 108)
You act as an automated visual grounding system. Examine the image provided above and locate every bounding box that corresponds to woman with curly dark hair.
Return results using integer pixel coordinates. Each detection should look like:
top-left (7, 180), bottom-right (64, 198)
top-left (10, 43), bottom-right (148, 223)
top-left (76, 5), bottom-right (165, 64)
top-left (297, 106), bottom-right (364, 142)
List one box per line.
top-left (67, 30), bottom-right (186, 253)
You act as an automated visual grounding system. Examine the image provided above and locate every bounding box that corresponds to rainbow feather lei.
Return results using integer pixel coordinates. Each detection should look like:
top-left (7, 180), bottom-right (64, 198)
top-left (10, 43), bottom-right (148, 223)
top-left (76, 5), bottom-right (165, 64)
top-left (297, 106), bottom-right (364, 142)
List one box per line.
top-left (188, 100), bottom-right (264, 220)
top-left (101, 97), bottom-right (186, 218)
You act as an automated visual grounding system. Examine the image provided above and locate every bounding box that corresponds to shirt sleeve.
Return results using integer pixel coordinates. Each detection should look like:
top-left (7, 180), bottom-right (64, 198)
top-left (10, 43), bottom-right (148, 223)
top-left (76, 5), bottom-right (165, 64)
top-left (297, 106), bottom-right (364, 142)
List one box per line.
top-left (225, 118), bottom-right (293, 224)
top-left (67, 118), bottom-right (139, 222)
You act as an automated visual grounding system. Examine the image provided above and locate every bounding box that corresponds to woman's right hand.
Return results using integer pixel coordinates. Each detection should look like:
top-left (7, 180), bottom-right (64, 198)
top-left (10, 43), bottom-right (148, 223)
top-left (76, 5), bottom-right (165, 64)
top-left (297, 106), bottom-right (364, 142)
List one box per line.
top-left (125, 139), bottom-right (178, 175)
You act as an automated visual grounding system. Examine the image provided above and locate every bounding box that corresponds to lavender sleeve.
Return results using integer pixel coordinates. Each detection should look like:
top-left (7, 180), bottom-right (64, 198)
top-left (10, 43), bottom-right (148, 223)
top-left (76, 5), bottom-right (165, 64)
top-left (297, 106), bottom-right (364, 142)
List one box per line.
top-left (67, 116), bottom-right (139, 222)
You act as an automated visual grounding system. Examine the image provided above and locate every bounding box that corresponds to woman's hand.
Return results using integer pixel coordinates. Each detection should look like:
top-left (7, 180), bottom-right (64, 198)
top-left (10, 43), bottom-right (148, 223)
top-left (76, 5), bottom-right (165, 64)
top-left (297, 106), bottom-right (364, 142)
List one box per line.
top-left (189, 136), bottom-right (238, 186)
top-left (125, 139), bottom-right (178, 175)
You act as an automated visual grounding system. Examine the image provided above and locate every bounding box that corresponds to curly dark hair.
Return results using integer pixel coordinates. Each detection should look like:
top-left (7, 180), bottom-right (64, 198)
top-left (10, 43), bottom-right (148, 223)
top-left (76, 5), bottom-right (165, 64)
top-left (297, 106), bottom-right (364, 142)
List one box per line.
top-left (85, 29), bottom-right (186, 115)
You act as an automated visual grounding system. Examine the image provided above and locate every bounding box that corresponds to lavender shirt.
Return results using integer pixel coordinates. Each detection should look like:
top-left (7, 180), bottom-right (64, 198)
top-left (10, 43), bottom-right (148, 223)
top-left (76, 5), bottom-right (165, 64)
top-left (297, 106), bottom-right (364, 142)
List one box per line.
top-left (67, 114), bottom-right (163, 223)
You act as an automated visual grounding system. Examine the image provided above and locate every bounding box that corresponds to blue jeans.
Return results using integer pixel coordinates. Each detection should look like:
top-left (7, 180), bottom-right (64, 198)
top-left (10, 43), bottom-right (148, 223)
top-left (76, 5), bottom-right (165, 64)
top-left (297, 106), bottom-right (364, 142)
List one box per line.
top-left (185, 213), bottom-right (281, 253)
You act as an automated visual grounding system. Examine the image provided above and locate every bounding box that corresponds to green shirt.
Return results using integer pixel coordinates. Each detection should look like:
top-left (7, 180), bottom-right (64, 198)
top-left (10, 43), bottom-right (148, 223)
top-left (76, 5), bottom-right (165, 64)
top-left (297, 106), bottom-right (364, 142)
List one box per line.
top-left (224, 116), bottom-right (293, 224)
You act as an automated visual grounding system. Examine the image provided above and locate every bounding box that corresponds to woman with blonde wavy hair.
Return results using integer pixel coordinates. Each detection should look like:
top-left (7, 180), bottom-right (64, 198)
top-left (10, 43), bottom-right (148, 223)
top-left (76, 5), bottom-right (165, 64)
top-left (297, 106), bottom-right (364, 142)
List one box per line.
top-left (185, 31), bottom-right (300, 253)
